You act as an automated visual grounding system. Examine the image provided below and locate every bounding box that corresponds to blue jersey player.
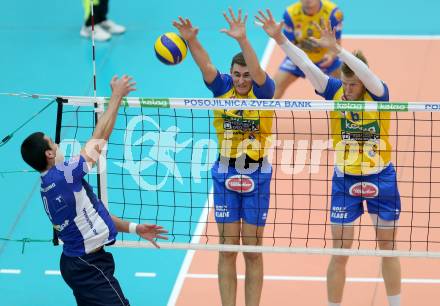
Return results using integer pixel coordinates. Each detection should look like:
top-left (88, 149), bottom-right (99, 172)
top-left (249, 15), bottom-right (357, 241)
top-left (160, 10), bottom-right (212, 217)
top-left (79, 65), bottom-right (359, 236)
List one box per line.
top-left (21, 75), bottom-right (168, 306)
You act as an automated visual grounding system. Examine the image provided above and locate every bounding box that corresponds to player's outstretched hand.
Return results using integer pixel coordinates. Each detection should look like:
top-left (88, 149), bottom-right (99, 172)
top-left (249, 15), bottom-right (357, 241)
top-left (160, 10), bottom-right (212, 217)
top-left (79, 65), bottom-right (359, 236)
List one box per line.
top-left (220, 7), bottom-right (248, 41)
top-left (136, 224), bottom-right (169, 248)
top-left (255, 9), bottom-right (285, 44)
top-left (173, 17), bottom-right (199, 42)
top-left (309, 19), bottom-right (340, 54)
top-left (110, 75), bottom-right (136, 99)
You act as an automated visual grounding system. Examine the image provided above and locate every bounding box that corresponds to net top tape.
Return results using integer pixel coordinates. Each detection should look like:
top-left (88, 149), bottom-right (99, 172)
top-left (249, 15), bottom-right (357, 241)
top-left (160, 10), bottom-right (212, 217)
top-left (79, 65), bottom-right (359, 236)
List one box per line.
top-left (60, 96), bottom-right (440, 112)
top-left (3, 93), bottom-right (440, 112)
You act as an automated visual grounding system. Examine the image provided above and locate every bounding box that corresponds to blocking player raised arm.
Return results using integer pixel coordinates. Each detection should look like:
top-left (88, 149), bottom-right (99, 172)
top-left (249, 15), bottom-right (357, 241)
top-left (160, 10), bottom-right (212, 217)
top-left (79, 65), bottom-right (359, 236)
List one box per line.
top-left (309, 20), bottom-right (386, 97)
top-left (255, 9), bottom-right (329, 93)
top-left (220, 8), bottom-right (267, 86)
top-left (319, 6), bottom-right (343, 69)
top-left (81, 75), bottom-right (136, 167)
top-left (173, 17), bottom-right (218, 84)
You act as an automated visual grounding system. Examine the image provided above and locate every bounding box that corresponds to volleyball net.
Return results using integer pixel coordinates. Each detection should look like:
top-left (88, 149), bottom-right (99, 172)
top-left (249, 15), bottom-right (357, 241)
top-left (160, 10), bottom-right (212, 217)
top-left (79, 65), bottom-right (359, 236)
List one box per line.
top-left (50, 95), bottom-right (440, 257)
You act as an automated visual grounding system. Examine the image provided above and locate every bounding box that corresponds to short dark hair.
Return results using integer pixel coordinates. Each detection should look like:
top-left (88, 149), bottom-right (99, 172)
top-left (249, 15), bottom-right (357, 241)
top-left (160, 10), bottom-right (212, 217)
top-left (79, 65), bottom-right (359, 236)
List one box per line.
top-left (230, 52), bottom-right (247, 69)
top-left (21, 132), bottom-right (51, 172)
top-left (341, 50), bottom-right (368, 77)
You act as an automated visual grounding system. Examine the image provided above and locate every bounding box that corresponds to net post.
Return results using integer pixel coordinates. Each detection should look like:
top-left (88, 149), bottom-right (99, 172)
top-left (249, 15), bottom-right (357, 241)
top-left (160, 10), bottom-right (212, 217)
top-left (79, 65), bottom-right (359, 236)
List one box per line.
top-left (52, 97), bottom-right (65, 246)
top-left (95, 104), bottom-right (109, 208)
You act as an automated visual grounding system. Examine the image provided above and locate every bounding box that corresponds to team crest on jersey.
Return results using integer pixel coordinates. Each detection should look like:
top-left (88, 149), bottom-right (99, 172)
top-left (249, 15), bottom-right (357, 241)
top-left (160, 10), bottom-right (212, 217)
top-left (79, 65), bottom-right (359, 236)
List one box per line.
top-left (225, 175), bottom-right (255, 193)
top-left (349, 182), bottom-right (378, 198)
top-left (223, 114), bottom-right (260, 132)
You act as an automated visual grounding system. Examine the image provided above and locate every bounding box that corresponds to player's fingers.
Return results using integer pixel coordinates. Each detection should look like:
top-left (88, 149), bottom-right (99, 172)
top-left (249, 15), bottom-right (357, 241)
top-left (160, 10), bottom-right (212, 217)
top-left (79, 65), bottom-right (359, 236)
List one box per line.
top-left (237, 8), bottom-right (242, 22)
top-left (312, 21), bottom-right (322, 32)
top-left (178, 16), bottom-right (185, 25)
top-left (258, 10), bottom-right (268, 22)
top-left (243, 13), bottom-right (248, 24)
top-left (254, 15), bottom-right (265, 26)
top-left (229, 7), bottom-right (237, 23)
top-left (150, 239), bottom-right (160, 248)
top-left (223, 12), bottom-right (232, 25)
top-left (172, 21), bottom-right (180, 29)
top-left (156, 235), bottom-right (168, 240)
top-left (309, 37), bottom-right (320, 45)
top-left (266, 8), bottom-right (274, 21)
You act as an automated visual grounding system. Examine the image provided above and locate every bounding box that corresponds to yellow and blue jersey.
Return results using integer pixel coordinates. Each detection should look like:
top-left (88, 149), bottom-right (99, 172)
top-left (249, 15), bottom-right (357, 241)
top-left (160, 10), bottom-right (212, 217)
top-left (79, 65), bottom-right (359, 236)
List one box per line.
top-left (283, 0), bottom-right (343, 63)
top-left (205, 71), bottom-right (275, 161)
top-left (318, 77), bottom-right (391, 176)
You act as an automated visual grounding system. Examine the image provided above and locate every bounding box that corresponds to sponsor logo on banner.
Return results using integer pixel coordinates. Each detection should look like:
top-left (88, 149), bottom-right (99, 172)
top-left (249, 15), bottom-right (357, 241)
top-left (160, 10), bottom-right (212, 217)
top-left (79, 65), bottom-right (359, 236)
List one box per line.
top-left (377, 102), bottom-right (408, 111)
top-left (335, 101), bottom-right (365, 112)
top-left (140, 98), bottom-right (170, 108)
top-left (284, 101), bottom-right (312, 108)
top-left (225, 175), bottom-right (255, 193)
top-left (349, 182), bottom-right (379, 198)
top-left (425, 104), bottom-right (440, 110)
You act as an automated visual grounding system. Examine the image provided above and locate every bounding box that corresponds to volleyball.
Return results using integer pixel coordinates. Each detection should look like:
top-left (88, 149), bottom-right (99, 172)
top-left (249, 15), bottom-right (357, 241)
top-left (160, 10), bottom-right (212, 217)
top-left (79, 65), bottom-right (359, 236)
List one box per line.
top-left (154, 32), bottom-right (188, 65)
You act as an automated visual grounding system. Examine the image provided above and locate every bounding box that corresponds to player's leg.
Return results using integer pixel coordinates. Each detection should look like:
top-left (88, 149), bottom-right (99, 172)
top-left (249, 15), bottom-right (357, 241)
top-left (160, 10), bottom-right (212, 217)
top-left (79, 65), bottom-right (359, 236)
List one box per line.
top-left (212, 161), bottom-right (241, 306)
top-left (83, 0), bottom-right (106, 26)
top-left (366, 164), bottom-right (401, 305)
top-left (327, 170), bottom-right (363, 305)
top-left (273, 57), bottom-right (301, 99)
top-left (327, 224), bottom-right (354, 305)
top-left (217, 222), bottom-right (241, 306)
top-left (81, 0), bottom-right (112, 41)
top-left (240, 165), bottom-right (271, 306)
top-left (60, 249), bottom-right (130, 306)
top-left (374, 218), bottom-right (401, 304)
top-left (241, 223), bottom-right (265, 306)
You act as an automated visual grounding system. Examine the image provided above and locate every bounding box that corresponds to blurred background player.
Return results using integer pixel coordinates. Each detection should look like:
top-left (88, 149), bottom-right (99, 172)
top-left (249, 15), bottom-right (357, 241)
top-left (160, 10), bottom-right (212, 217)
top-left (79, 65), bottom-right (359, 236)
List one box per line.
top-left (80, 0), bottom-right (126, 41)
top-left (256, 9), bottom-right (401, 306)
top-left (274, 0), bottom-right (343, 99)
top-left (173, 8), bottom-right (275, 306)
top-left (20, 75), bottom-right (168, 306)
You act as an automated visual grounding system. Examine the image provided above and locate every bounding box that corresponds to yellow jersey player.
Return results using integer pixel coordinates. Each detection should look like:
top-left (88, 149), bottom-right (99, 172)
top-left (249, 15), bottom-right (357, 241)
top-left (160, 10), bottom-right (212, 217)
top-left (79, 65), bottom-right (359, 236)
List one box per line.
top-left (274, 0), bottom-right (343, 99)
top-left (173, 8), bottom-right (275, 306)
top-left (257, 10), bottom-right (401, 306)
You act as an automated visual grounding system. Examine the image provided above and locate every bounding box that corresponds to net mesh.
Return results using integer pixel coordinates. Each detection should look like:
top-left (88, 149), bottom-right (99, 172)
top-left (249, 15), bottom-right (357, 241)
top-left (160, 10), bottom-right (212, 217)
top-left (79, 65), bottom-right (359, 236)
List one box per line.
top-left (58, 99), bottom-right (440, 256)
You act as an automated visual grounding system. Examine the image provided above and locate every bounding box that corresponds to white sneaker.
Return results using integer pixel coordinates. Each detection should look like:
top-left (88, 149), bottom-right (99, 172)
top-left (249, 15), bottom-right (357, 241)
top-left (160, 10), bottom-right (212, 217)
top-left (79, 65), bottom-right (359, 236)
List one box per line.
top-left (100, 20), bottom-right (126, 35)
top-left (80, 24), bottom-right (111, 42)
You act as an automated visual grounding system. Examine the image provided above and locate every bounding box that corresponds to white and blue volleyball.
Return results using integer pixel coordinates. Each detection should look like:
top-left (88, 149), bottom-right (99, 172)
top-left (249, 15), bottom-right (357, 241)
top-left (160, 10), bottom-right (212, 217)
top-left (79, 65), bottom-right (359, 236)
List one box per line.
top-left (154, 32), bottom-right (188, 65)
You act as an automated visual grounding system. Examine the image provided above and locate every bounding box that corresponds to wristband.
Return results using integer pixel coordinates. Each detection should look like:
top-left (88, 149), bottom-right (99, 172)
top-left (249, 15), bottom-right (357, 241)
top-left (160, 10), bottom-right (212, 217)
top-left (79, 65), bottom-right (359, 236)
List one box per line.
top-left (129, 222), bottom-right (138, 234)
